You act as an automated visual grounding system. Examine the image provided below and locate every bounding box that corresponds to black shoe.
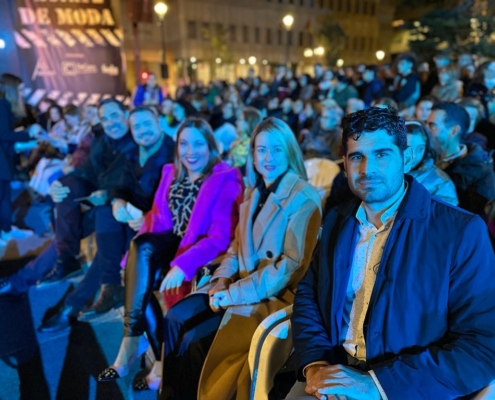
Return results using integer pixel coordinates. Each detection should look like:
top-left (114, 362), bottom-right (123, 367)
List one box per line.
top-left (98, 367), bottom-right (121, 382)
top-left (38, 305), bottom-right (79, 333)
top-left (77, 284), bottom-right (124, 321)
top-left (37, 256), bottom-right (83, 288)
top-left (133, 368), bottom-right (150, 391)
top-left (0, 278), bottom-right (24, 298)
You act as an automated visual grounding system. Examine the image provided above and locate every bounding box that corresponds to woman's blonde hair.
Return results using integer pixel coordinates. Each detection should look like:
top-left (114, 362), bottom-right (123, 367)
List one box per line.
top-left (246, 117), bottom-right (307, 188)
top-left (0, 73), bottom-right (26, 118)
top-left (174, 117), bottom-right (221, 181)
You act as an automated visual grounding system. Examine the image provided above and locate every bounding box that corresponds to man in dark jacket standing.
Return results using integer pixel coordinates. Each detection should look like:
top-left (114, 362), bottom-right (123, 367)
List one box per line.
top-left (288, 107), bottom-right (495, 399)
top-left (427, 102), bottom-right (495, 217)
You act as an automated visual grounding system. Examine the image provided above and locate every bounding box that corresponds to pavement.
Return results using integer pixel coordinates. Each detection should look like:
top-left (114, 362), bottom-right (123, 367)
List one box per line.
top-left (0, 237), bottom-right (158, 400)
top-left (0, 185), bottom-right (158, 400)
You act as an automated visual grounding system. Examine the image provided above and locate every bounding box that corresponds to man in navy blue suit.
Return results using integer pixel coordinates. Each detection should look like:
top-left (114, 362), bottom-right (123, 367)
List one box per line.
top-left (289, 107), bottom-right (495, 399)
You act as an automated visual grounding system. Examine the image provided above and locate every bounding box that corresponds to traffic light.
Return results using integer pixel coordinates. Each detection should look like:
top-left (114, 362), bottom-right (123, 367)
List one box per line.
top-left (141, 71), bottom-right (149, 81)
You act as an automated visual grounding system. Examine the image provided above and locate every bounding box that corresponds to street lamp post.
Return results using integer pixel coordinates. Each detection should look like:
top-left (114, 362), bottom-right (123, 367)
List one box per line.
top-left (376, 50), bottom-right (385, 62)
top-left (282, 14), bottom-right (294, 68)
top-left (154, 2), bottom-right (169, 79)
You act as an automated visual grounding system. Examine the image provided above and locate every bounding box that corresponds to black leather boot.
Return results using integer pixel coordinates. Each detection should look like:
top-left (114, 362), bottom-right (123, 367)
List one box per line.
top-left (78, 284), bottom-right (124, 321)
top-left (38, 305), bottom-right (79, 333)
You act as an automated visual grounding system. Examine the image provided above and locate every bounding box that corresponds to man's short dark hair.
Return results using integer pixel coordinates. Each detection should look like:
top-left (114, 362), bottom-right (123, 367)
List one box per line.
top-left (250, 97), bottom-right (268, 112)
top-left (418, 95), bottom-right (436, 104)
top-left (342, 107), bottom-right (408, 155)
top-left (365, 65), bottom-right (378, 74)
top-left (431, 102), bottom-right (470, 137)
top-left (129, 106), bottom-right (158, 120)
top-left (98, 98), bottom-right (125, 114)
top-left (397, 52), bottom-right (417, 68)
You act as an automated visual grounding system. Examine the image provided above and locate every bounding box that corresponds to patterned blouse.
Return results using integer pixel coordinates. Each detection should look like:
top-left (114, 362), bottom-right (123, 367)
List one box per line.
top-left (168, 175), bottom-right (205, 238)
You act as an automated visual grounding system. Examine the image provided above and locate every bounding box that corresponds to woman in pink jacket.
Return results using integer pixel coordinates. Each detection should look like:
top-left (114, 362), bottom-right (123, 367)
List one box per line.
top-left (97, 117), bottom-right (244, 388)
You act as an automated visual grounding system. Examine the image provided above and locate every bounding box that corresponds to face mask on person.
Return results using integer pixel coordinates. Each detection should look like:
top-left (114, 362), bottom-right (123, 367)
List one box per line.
top-left (485, 78), bottom-right (495, 90)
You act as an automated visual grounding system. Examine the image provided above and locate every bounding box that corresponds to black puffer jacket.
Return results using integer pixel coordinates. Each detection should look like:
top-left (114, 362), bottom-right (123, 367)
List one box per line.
top-left (444, 143), bottom-right (495, 216)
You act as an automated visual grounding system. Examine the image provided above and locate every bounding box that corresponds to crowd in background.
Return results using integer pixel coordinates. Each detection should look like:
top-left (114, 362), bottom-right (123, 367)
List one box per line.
top-left (1, 47), bottom-right (495, 399)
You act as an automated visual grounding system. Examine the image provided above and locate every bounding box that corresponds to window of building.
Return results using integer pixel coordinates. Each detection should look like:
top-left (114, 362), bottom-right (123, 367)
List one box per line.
top-left (318, 0), bottom-right (324, 7)
top-left (278, 29), bottom-right (283, 45)
top-left (337, 0), bottom-right (343, 12)
top-left (352, 36), bottom-right (357, 51)
top-left (299, 31), bottom-right (304, 46)
top-left (368, 36), bottom-right (374, 51)
top-left (360, 36), bottom-right (366, 50)
top-left (370, 1), bottom-right (376, 15)
top-left (363, 0), bottom-right (368, 14)
top-left (255, 27), bottom-right (260, 43)
top-left (215, 23), bottom-right (223, 36)
top-left (329, 0), bottom-right (333, 9)
top-left (243, 25), bottom-right (249, 43)
top-left (266, 28), bottom-right (272, 44)
top-left (355, 0), bottom-right (360, 13)
top-left (308, 32), bottom-right (314, 47)
top-left (229, 25), bottom-right (236, 42)
top-left (202, 22), bottom-right (210, 41)
top-left (287, 31), bottom-right (293, 45)
top-left (187, 21), bottom-right (197, 39)
top-left (347, 0), bottom-right (352, 13)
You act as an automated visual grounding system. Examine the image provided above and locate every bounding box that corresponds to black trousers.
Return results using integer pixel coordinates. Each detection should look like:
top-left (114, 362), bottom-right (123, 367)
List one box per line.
top-left (160, 294), bottom-right (225, 400)
top-left (124, 231), bottom-right (181, 358)
top-left (0, 179), bottom-right (11, 232)
top-left (55, 175), bottom-right (96, 260)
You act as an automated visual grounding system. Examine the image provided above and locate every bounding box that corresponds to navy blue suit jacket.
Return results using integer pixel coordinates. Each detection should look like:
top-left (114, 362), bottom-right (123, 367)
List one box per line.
top-left (292, 176), bottom-right (495, 399)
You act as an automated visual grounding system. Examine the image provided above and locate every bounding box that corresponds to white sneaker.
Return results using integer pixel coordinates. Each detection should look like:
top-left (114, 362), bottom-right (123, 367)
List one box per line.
top-left (1, 226), bottom-right (34, 241)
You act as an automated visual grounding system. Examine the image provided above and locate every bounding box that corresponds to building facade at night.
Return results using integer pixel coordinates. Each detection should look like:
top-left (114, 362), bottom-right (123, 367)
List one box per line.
top-left (117, 0), bottom-right (398, 90)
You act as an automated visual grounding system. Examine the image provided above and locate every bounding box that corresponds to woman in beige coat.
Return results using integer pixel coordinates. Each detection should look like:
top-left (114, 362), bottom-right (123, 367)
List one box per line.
top-left (159, 117), bottom-right (322, 400)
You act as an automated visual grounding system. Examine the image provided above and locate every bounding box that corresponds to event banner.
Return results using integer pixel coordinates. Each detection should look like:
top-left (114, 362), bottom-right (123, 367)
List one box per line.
top-left (0, 0), bottom-right (126, 107)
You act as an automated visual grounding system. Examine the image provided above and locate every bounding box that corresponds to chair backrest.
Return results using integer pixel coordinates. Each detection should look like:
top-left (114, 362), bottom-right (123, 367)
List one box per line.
top-left (249, 305), bottom-right (294, 400)
top-left (304, 158), bottom-right (341, 205)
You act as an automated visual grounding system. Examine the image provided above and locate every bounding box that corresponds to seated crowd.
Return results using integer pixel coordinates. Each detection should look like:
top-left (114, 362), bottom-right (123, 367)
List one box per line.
top-left (0, 48), bottom-right (495, 399)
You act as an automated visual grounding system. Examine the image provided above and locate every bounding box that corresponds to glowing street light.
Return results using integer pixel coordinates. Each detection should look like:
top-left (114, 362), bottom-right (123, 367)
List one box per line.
top-left (0, 39), bottom-right (5, 49)
top-left (262, 59), bottom-right (268, 65)
top-left (153, 2), bottom-right (168, 19)
top-left (314, 46), bottom-right (325, 56)
top-left (282, 14), bottom-right (294, 67)
top-left (248, 56), bottom-right (257, 65)
top-left (336, 58), bottom-right (344, 67)
top-left (282, 14), bottom-right (294, 31)
top-left (154, 2), bottom-right (169, 79)
top-left (190, 56), bottom-right (197, 63)
top-left (376, 50), bottom-right (385, 61)
top-left (240, 58), bottom-right (246, 65)
top-left (304, 48), bottom-right (314, 58)
top-left (215, 57), bottom-right (222, 64)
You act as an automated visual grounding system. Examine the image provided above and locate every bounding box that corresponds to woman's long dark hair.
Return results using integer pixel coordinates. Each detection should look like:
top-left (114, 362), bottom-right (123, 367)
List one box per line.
top-left (174, 117), bottom-right (221, 182)
top-left (0, 73), bottom-right (26, 118)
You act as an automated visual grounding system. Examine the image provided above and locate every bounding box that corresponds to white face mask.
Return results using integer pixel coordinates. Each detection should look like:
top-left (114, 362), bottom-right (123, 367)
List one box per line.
top-left (485, 78), bottom-right (495, 90)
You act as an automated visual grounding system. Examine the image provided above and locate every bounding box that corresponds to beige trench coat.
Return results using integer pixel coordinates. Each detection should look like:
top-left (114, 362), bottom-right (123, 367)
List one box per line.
top-left (196, 172), bottom-right (322, 400)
